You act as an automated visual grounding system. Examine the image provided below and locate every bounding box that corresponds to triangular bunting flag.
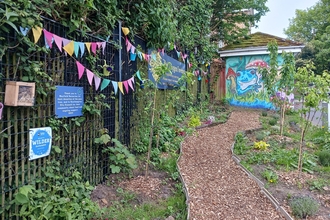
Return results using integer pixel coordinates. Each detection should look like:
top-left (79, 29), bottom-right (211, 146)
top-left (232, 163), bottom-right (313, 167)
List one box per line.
top-left (63, 41), bottom-right (74, 56)
top-left (112, 81), bottom-right (118, 95)
top-left (86, 69), bottom-right (94, 86)
top-left (128, 77), bottom-right (134, 91)
top-left (136, 70), bottom-right (142, 81)
top-left (176, 51), bottom-right (181, 58)
top-left (137, 51), bottom-right (142, 61)
top-left (79, 42), bottom-right (85, 57)
top-left (97, 42), bottom-right (102, 50)
top-left (123, 80), bottom-right (129, 93)
top-left (20, 26), bottom-right (30, 36)
top-left (161, 48), bottom-right (165, 55)
top-left (91, 42), bottom-right (97, 55)
top-left (62, 38), bottom-right (71, 46)
top-left (43, 29), bottom-right (53, 49)
top-left (131, 76), bottom-right (135, 84)
top-left (183, 53), bottom-right (187, 59)
top-left (85, 42), bottom-right (91, 54)
top-left (126, 40), bottom-right (132, 53)
top-left (53, 34), bottom-right (63, 52)
top-left (130, 46), bottom-right (136, 54)
top-left (151, 54), bottom-right (157, 61)
top-left (118, 82), bottom-right (124, 94)
top-left (101, 79), bottom-right (111, 91)
top-left (32, 26), bottom-right (42, 43)
top-left (101, 42), bottom-right (106, 55)
top-left (94, 75), bottom-right (101, 90)
top-left (76, 61), bottom-right (85, 80)
top-left (74, 41), bottom-right (80, 57)
top-left (122, 27), bottom-right (130, 36)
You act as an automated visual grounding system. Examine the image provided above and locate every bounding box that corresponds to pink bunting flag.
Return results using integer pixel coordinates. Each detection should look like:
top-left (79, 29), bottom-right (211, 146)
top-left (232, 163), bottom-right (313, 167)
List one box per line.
top-left (91, 42), bottom-right (97, 55)
top-left (94, 75), bottom-right (101, 90)
top-left (101, 42), bottom-right (106, 55)
top-left (86, 69), bottom-right (94, 86)
top-left (161, 48), bottom-right (165, 55)
top-left (123, 80), bottom-right (129, 93)
top-left (126, 40), bottom-right (132, 53)
top-left (43, 29), bottom-right (53, 49)
top-left (97, 42), bottom-right (102, 49)
top-left (128, 77), bottom-right (134, 91)
top-left (76, 61), bottom-right (85, 80)
top-left (145, 54), bottom-right (150, 62)
top-left (130, 46), bottom-right (136, 54)
top-left (131, 76), bottom-right (135, 84)
top-left (174, 45), bottom-right (176, 50)
top-left (53, 34), bottom-right (63, 52)
top-left (183, 53), bottom-right (188, 59)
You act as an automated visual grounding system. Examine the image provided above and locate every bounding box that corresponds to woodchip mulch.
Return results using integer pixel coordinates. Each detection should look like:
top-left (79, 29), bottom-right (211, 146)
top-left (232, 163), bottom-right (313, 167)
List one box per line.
top-left (178, 110), bottom-right (285, 220)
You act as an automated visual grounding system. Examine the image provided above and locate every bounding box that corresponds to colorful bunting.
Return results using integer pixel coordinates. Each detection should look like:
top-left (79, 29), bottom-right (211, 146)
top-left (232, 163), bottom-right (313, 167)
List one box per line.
top-left (122, 27), bottom-right (130, 36)
top-left (63, 41), bottom-right (74, 56)
top-left (136, 70), bottom-right (142, 81)
top-left (78, 42), bottom-right (85, 57)
top-left (94, 75), bottom-right (101, 90)
top-left (128, 77), bottom-right (134, 91)
top-left (53, 34), bottom-right (63, 52)
top-left (20, 26), bottom-right (30, 36)
top-left (118, 82), bottom-right (124, 94)
top-left (74, 42), bottom-right (80, 57)
top-left (86, 69), bottom-right (94, 86)
top-left (112, 81), bottom-right (118, 95)
top-left (32, 26), bottom-right (42, 44)
top-left (101, 79), bottom-right (111, 91)
top-left (91, 42), bottom-right (97, 55)
top-left (76, 61), bottom-right (85, 80)
top-left (85, 42), bottom-right (91, 54)
top-left (43, 29), bottom-right (53, 49)
top-left (123, 81), bottom-right (129, 93)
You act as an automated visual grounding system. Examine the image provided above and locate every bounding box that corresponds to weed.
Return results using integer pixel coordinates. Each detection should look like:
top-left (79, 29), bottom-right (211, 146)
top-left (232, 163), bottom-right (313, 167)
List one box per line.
top-left (269, 118), bottom-right (277, 126)
top-left (307, 178), bottom-right (328, 191)
top-left (318, 150), bottom-right (330, 167)
top-left (261, 110), bottom-right (268, 117)
top-left (289, 196), bottom-right (319, 219)
top-left (254, 141), bottom-right (270, 151)
top-left (261, 169), bottom-right (278, 183)
top-left (255, 132), bottom-right (266, 141)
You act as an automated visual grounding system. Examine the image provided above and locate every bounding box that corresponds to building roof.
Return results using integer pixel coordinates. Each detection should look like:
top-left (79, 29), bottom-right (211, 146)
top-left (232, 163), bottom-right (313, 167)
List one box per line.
top-left (219, 32), bottom-right (305, 57)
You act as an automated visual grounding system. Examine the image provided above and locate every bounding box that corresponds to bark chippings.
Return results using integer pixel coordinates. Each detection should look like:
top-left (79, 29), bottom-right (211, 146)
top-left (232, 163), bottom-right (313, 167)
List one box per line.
top-left (178, 110), bottom-right (285, 220)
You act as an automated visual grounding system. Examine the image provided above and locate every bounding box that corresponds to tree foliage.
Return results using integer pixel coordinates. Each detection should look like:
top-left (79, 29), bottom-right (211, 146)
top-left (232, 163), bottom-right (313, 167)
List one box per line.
top-left (284, 0), bottom-right (330, 73)
top-left (1, 0), bottom-right (269, 64)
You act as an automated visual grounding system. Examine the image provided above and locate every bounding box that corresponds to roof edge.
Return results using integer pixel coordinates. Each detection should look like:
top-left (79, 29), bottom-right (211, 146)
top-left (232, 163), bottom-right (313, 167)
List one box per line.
top-left (219, 45), bottom-right (305, 57)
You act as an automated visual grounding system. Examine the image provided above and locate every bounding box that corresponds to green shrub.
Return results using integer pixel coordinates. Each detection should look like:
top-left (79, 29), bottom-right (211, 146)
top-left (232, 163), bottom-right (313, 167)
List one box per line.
top-left (289, 196), bottom-right (319, 219)
top-left (269, 118), bottom-right (277, 126)
top-left (261, 111), bottom-right (268, 117)
top-left (188, 115), bottom-right (201, 127)
top-left (261, 169), bottom-right (278, 183)
top-left (318, 150), bottom-right (330, 167)
top-left (255, 132), bottom-right (265, 141)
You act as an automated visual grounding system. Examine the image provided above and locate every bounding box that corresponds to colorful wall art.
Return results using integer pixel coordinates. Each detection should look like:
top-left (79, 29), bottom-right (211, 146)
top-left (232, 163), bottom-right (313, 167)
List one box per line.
top-left (225, 54), bottom-right (284, 109)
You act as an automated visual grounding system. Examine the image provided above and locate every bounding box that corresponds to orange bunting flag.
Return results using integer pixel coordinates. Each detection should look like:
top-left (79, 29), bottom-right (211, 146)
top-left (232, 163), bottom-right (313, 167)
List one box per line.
top-left (32, 26), bottom-right (43, 43)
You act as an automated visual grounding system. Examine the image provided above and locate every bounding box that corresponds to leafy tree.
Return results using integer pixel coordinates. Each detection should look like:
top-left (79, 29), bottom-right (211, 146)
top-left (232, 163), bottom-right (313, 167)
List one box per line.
top-left (294, 63), bottom-right (330, 176)
top-left (284, 0), bottom-right (330, 73)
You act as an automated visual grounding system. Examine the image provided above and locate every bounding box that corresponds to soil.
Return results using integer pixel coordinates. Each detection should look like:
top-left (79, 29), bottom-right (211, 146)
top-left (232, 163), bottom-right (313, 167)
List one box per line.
top-left (91, 109), bottom-right (330, 219)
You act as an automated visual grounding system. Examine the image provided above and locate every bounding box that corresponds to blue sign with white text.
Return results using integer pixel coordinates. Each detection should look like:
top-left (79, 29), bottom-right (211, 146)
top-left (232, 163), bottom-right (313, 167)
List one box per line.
top-left (148, 50), bottom-right (186, 89)
top-left (29, 127), bottom-right (52, 160)
top-left (55, 86), bottom-right (84, 118)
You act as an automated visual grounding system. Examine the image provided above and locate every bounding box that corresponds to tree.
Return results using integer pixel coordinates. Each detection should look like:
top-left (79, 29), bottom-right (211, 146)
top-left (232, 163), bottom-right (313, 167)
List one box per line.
top-left (284, 0), bottom-right (330, 73)
top-left (294, 63), bottom-right (330, 176)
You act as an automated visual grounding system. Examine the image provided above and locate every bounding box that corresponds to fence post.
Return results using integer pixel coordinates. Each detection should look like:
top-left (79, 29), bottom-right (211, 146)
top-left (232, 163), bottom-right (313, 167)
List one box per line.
top-left (118, 21), bottom-right (123, 139)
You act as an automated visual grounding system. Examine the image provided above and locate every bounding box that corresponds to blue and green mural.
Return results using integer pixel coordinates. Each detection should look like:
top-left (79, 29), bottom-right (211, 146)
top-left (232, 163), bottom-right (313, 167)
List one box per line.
top-left (225, 54), bottom-right (283, 109)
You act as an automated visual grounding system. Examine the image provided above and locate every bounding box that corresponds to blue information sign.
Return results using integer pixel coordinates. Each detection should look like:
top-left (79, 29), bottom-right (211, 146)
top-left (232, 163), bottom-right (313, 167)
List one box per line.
top-left (55, 86), bottom-right (84, 118)
top-left (148, 50), bottom-right (186, 89)
top-left (29, 127), bottom-right (52, 160)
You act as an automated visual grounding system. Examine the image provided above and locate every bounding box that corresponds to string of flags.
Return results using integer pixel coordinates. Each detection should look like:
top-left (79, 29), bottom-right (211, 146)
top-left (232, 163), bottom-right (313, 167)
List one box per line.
top-left (21, 26), bottom-right (144, 95)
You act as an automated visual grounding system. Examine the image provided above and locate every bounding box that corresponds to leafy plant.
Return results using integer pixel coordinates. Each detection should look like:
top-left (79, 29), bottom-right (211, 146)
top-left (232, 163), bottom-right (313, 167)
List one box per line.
top-left (318, 150), bottom-right (330, 167)
top-left (10, 161), bottom-right (99, 219)
top-left (253, 141), bottom-right (270, 151)
top-left (289, 196), bottom-right (319, 219)
top-left (255, 131), bottom-right (265, 141)
top-left (233, 132), bottom-right (249, 155)
top-left (307, 178), bottom-right (328, 191)
top-left (268, 118), bottom-right (277, 126)
top-left (261, 169), bottom-right (278, 183)
top-left (188, 115), bottom-right (201, 127)
top-left (95, 129), bottom-right (137, 174)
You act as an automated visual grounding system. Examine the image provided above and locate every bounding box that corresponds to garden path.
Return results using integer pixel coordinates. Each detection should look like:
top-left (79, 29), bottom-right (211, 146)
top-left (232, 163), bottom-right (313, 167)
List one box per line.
top-left (178, 109), bottom-right (285, 219)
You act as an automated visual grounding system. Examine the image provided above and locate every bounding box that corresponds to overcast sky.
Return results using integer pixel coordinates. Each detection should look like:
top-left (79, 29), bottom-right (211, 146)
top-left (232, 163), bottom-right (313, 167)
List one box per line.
top-left (251, 0), bottom-right (319, 38)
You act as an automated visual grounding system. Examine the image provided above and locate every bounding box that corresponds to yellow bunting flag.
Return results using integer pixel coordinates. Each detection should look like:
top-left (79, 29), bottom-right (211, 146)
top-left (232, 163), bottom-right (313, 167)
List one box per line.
top-left (118, 82), bottom-right (124, 94)
top-left (63, 41), bottom-right (74, 56)
top-left (85, 42), bottom-right (91, 54)
top-left (121, 27), bottom-right (130, 36)
top-left (32, 27), bottom-right (43, 43)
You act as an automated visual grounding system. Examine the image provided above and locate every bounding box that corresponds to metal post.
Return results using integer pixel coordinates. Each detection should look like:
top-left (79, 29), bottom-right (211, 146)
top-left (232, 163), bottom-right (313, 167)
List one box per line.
top-left (118, 21), bottom-right (122, 139)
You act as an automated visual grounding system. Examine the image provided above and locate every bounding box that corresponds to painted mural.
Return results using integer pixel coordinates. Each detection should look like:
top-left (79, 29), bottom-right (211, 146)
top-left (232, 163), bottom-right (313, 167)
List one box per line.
top-left (225, 54), bottom-right (283, 109)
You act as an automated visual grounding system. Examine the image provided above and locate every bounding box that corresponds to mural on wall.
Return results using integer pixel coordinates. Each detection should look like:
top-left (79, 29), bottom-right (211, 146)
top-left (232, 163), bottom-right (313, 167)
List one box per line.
top-left (225, 54), bottom-right (284, 109)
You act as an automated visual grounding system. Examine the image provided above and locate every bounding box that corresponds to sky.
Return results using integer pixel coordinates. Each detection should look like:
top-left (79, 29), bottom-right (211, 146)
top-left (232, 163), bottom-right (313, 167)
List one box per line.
top-left (251, 0), bottom-right (319, 38)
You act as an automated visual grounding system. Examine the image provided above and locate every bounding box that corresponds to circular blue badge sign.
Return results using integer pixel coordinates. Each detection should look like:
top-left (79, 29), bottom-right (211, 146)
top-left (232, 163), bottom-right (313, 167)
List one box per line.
top-left (29, 127), bottom-right (52, 160)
